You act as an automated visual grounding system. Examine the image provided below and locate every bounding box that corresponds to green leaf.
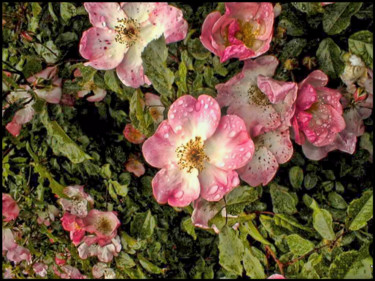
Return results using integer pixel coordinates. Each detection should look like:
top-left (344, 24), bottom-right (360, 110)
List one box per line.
top-left (34, 40), bottom-right (60, 64)
top-left (130, 210), bottom-right (156, 240)
top-left (323, 2), bottom-right (363, 35)
top-left (270, 184), bottom-right (298, 215)
top-left (218, 226), bottom-right (244, 276)
top-left (279, 38), bottom-right (307, 62)
top-left (188, 38), bottom-right (211, 60)
top-left (104, 70), bottom-right (123, 95)
top-left (110, 180), bottom-right (129, 197)
top-left (304, 173), bottom-right (318, 190)
top-left (329, 250), bottom-right (373, 279)
top-left (226, 185), bottom-right (260, 206)
top-left (316, 38), bottom-right (345, 78)
top-left (243, 247), bottom-right (266, 279)
top-left (137, 254), bottom-right (163, 274)
top-left (292, 2), bottom-right (325, 15)
top-left (181, 217), bottom-right (197, 240)
top-left (129, 89), bottom-right (154, 136)
top-left (22, 56), bottom-right (43, 78)
top-left (287, 234), bottom-right (315, 256)
top-left (328, 192), bottom-right (348, 210)
top-left (304, 195), bottom-right (336, 240)
top-left (175, 60), bottom-right (188, 98)
top-left (40, 111), bottom-right (92, 164)
top-left (289, 166), bottom-right (304, 189)
top-left (142, 36), bottom-right (175, 103)
top-left (279, 10), bottom-right (306, 36)
top-left (347, 190), bottom-right (373, 231)
top-left (348, 30), bottom-right (373, 69)
top-left (60, 2), bottom-right (77, 23)
top-left (274, 214), bottom-right (312, 232)
top-left (242, 221), bottom-right (270, 245)
top-left (116, 252), bottom-right (136, 269)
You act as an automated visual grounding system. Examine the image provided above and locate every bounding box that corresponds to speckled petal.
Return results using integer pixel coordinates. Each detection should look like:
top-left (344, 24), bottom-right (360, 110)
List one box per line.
top-left (191, 198), bottom-right (225, 229)
top-left (256, 129), bottom-right (293, 164)
top-left (84, 2), bottom-right (125, 29)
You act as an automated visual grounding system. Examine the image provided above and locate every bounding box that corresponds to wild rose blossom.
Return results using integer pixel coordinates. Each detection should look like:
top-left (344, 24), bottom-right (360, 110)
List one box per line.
top-left (142, 94), bottom-right (255, 207)
top-left (33, 263), bottom-right (48, 277)
top-left (61, 212), bottom-right (86, 246)
top-left (123, 123), bottom-right (147, 144)
top-left (200, 2), bottom-right (274, 62)
top-left (58, 185), bottom-right (94, 218)
top-left (78, 235), bottom-right (122, 263)
top-left (292, 70), bottom-right (345, 147)
top-left (125, 154), bottom-right (146, 177)
top-left (2, 193), bottom-right (20, 222)
top-left (53, 265), bottom-right (87, 279)
top-left (216, 56), bottom-right (297, 186)
top-left (5, 66), bottom-right (62, 137)
top-left (92, 263), bottom-right (116, 279)
top-left (2, 228), bottom-right (32, 264)
top-left (79, 2), bottom-right (188, 88)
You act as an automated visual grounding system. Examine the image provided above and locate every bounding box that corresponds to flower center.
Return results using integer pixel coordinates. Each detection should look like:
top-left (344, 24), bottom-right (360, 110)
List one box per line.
top-left (114, 18), bottom-right (140, 47)
top-left (234, 21), bottom-right (259, 49)
top-left (96, 217), bottom-right (113, 235)
top-left (176, 136), bottom-right (209, 173)
top-left (248, 85), bottom-right (270, 106)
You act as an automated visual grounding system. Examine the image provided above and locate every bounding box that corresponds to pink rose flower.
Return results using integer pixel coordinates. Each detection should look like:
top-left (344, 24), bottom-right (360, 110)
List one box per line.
top-left (2, 194), bottom-right (20, 222)
top-left (125, 154), bottom-right (146, 177)
top-left (53, 265), bottom-right (87, 279)
top-left (123, 123), bottom-right (147, 144)
top-left (58, 185), bottom-right (94, 218)
top-left (142, 94), bottom-right (255, 207)
top-left (268, 274), bottom-right (286, 279)
top-left (79, 2), bottom-right (188, 88)
top-left (5, 66), bottom-right (62, 137)
top-left (216, 56), bottom-right (297, 186)
top-left (82, 210), bottom-right (120, 245)
top-left (200, 2), bottom-right (274, 62)
top-left (61, 212), bottom-right (86, 246)
top-left (78, 235), bottom-right (121, 263)
top-left (2, 228), bottom-right (32, 264)
top-left (74, 69), bottom-right (107, 102)
top-left (291, 70), bottom-right (346, 160)
top-left (55, 253), bottom-right (67, 266)
top-left (33, 262), bottom-right (48, 277)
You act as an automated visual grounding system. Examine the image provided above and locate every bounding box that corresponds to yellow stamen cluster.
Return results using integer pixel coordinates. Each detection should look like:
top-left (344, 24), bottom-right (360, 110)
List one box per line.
top-left (248, 85), bottom-right (270, 106)
top-left (96, 216), bottom-right (113, 235)
top-left (114, 18), bottom-right (140, 47)
top-left (176, 136), bottom-right (209, 173)
top-left (234, 21), bottom-right (260, 49)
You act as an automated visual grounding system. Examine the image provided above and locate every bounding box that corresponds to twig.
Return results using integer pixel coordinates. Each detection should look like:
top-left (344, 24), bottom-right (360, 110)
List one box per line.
top-left (265, 245), bottom-right (284, 276)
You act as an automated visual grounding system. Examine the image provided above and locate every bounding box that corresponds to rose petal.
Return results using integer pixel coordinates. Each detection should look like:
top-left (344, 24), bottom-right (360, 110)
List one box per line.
top-left (205, 115), bottom-right (254, 170)
top-left (200, 11), bottom-right (222, 56)
top-left (87, 88), bottom-right (107, 102)
top-left (256, 129), bottom-right (293, 164)
top-left (121, 2), bottom-right (167, 23)
top-left (2, 194), bottom-right (20, 222)
top-left (191, 198), bottom-right (225, 229)
top-left (238, 146), bottom-right (279, 186)
top-left (84, 2), bottom-right (125, 29)
top-left (123, 123), bottom-right (146, 144)
top-left (152, 163), bottom-right (200, 207)
top-left (299, 69), bottom-right (328, 89)
top-left (79, 27), bottom-right (127, 70)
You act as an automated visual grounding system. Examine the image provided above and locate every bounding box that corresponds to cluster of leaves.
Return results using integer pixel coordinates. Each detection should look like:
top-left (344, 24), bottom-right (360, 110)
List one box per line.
top-left (2, 2), bottom-right (373, 279)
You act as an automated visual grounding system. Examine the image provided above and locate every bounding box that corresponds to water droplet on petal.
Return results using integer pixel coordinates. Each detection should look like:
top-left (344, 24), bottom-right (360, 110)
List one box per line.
top-left (204, 104), bottom-right (208, 109)
top-left (239, 147), bottom-right (244, 152)
top-left (170, 114), bottom-right (175, 119)
top-left (213, 194), bottom-right (221, 200)
top-left (102, 22), bottom-right (106, 27)
top-left (164, 133), bottom-right (169, 139)
top-left (178, 100), bottom-right (183, 105)
top-left (175, 190), bottom-right (184, 198)
top-left (229, 131), bottom-right (236, 138)
top-left (208, 185), bottom-right (218, 195)
top-left (218, 162), bottom-right (225, 167)
top-left (175, 125), bottom-right (182, 131)
top-left (245, 152), bottom-right (252, 158)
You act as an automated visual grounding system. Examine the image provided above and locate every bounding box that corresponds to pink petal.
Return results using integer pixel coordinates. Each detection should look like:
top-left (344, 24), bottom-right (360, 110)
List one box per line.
top-left (268, 274), bottom-right (286, 279)
top-left (123, 123), bottom-right (146, 144)
top-left (148, 4), bottom-right (188, 44)
top-left (82, 210), bottom-right (120, 240)
top-left (205, 115), bottom-right (254, 170)
top-left (152, 163), bottom-right (200, 207)
top-left (87, 88), bottom-right (107, 102)
top-left (6, 121), bottom-right (22, 137)
top-left (125, 156), bottom-right (146, 177)
top-left (216, 56), bottom-right (279, 108)
top-left (34, 83), bottom-right (62, 104)
top-left (167, 95), bottom-right (221, 141)
top-left (121, 2), bottom-right (167, 23)
top-left (317, 87), bottom-right (343, 114)
top-left (2, 194), bottom-right (20, 222)
top-left (225, 3), bottom-right (262, 21)
top-left (200, 11), bottom-right (222, 56)
top-left (33, 263), bottom-right (48, 277)
top-left (296, 84), bottom-right (318, 111)
top-left (221, 43), bottom-right (255, 62)
top-left (238, 146), bottom-right (279, 186)
top-left (198, 163), bottom-right (240, 202)
top-left (257, 129), bottom-right (294, 164)
top-left (79, 27), bottom-right (127, 70)
top-left (299, 70), bottom-right (328, 89)
top-left (2, 228), bottom-right (17, 252)
top-left (84, 2), bottom-right (125, 29)
top-left (142, 120), bottom-right (179, 169)
top-left (191, 198), bottom-right (225, 229)
top-left (116, 44), bottom-right (149, 88)
top-left (27, 66), bottom-right (58, 84)
top-left (6, 245), bottom-right (31, 264)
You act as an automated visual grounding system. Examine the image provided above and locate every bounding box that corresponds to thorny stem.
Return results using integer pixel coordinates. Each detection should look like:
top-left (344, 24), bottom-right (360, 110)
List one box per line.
top-left (266, 245), bottom-right (285, 276)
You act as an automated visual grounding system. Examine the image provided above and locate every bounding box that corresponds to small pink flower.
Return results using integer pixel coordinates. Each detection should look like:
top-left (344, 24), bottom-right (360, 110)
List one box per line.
top-left (77, 76), bottom-right (107, 102)
top-left (145, 92), bottom-right (165, 124)
top-left (55, 253), bottom-right (67, 265)
top-left (268, 274), bottom-right (286, 279)
top-left (82, 210), bottom-right (120, 243)
top-left (78, 235), bottom-right (121, 263)
top-left (58, 185), bottom-right (94, 218)
top-left (321, 2), bottom-right (334, 6)
top-left (79, 2), bottom-right (188, 88)
top-left (53, 265), bottom-right (87, 279)
top-left (200, 2), bottom-right (274, 62)
top-left (2, 228), bottom-right (32, 264)
top-left (61, 212), bottom-right (86, 246)
top-left (292, 70), bottom-right (345, 148)
top-left (142, 94), bottom-right (254, 207)
top-left (2, 194), bottom-right (20, 222)
top-left (33, 262), bottom-right (48, 277)
top-left (123, 123), bottom-right (146, 144)
top-left (125, 154), bottom-right (146, 177)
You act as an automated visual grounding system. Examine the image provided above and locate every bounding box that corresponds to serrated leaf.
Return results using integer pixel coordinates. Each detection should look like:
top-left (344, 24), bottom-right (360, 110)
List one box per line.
top-left (348, 30), bottom-right (373, 69)
top-left (347, 190), bottom-right (373, 231)
top-left (287, 234), bottom-right (315, 256)
top-left (242, 221), bottom-right (270, 245)
top-left (304, 194), bottom-right (336, 240)
top-left (243, 247), bottom-right (266, 279)
top-left (110, 180), bottom-right (129, 197)
top-left (270, 184), bottom-right (298, 215)
top-left (142, 36), bottom-right (174, 103)
top-left (181, 217), bottom-right (197, 240)
top-left (104, 70), bottom-right (123, 94)
top-left (34, 40), bottom-right (60, 64)
top-left (279, 38), bottom-right (307, 62)
top-left (130, 210), bottom-right (156, 240)
top-left (218, 226), bottom-right (244, 276)
top-left (274, 214), bottom-right (312, 232)
top-left (226, 185), bottom-right (260, 206)
top-left (188, 38), bottom-right (211, 60)
top-left (328, 192), bottom-right (348, 210)
top-left (323, 2), bottom-right (363, 35)
top-left (116, 252), bottom-right (136, 269)
top-left (316, 38), bottom-right (345, 78)
top-left (60, 2), bottom-right (76, 23)
top-left (304, 173), bottom-right (318, 190)
top-left (137, 254), bottom-right (163, 274)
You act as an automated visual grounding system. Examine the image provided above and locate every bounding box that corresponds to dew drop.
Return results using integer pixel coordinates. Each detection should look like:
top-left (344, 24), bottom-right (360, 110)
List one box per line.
top-left (175, 125), bottom-right (182, 131)
top-left (218, 162), bottom-right (225, 167)
top-left (102, 21), bottom-right (106, 27)
top-left (178, 100), bottom-right (183, 105)
top-left (164, 133), bottom-right (169, 139)
top-left (245, 152), bottom-right (252, 158)
top-left (240, 147), bottom-right (245, 152)
top-left (229, 131), bottom-right (236, 138)
top-left (204, 104), bottom-right (208, 109)
top-left (208, 185), bottom-right (218, 195)
top-left (213, 194), bottom-right (221, 200)
top-left (170, 114), bottom-right (175, 119)
top-left (175, 190), bottom-right (184, 198)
